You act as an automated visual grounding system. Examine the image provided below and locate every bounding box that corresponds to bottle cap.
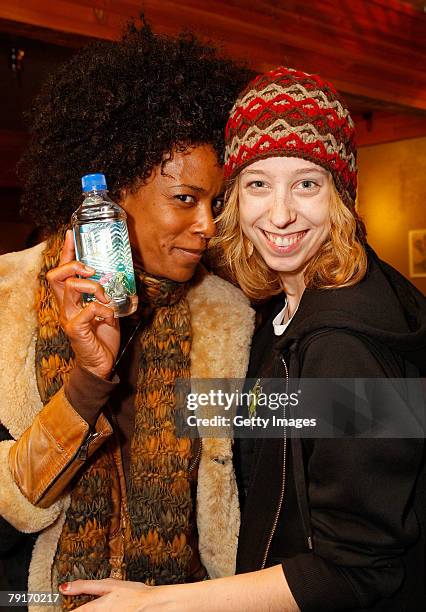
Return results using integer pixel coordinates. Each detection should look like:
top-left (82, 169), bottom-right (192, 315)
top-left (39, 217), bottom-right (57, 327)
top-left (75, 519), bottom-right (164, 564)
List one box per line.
top-left (81, 173), bottom-right (107, 192)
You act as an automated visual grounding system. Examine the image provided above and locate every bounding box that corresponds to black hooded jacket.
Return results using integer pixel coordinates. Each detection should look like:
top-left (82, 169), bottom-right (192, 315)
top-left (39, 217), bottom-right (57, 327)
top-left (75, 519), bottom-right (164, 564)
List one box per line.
top-left (236, 247), bottom-right (425, 611)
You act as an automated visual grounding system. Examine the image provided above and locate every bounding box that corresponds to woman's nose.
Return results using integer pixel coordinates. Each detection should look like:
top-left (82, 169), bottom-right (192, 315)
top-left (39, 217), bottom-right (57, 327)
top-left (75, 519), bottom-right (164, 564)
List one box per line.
top-left (194, 201), bottom-right (216, 239)
top-left (269, 192), bottom-right (296, 228)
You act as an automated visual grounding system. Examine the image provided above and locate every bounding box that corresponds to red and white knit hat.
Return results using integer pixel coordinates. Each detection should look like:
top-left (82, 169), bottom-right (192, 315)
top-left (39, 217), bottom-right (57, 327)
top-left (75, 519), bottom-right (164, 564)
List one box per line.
top-left (224, 66), bottom-right (357, 209)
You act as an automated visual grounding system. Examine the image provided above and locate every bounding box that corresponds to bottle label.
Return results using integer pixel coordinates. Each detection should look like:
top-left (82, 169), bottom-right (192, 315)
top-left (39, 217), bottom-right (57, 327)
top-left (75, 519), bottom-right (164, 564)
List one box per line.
top-left (75, 220), bottom-right (136, 301)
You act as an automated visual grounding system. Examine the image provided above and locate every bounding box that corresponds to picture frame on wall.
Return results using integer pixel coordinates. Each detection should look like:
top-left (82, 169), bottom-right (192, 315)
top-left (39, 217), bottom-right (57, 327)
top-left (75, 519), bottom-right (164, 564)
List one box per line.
top-left (408, 229), bottom-right (426, 278)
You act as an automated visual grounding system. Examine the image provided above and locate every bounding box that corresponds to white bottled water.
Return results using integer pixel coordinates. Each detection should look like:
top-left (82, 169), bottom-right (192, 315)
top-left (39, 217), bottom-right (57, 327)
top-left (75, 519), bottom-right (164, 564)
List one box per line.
top-left (72, 173), bottom-right (138, 317)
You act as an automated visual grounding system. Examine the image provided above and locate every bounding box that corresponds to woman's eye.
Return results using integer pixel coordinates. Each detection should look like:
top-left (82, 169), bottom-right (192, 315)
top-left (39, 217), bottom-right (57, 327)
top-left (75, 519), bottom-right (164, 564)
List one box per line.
top-left (174, 194), bottom-right (196, 204)
top-left (297, 180), bottom-right (317, 190)
top-left (248, 180), bottom-right (266, 189)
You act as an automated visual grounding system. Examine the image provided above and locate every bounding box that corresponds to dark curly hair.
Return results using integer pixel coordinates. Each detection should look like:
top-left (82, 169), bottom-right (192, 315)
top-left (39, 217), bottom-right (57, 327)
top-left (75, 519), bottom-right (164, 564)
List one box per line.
top-left (18, 23), bottom-right (252, 231)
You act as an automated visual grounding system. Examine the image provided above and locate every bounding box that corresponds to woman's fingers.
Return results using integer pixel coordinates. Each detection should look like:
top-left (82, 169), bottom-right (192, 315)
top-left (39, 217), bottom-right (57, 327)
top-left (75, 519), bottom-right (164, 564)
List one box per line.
top-left (63, 301), bottom-right (116, 337)
top-left (58, 229), bottom-right (76, 266)
top-left (62, 277), bottom-right (110, 315)
top-left (62, 302), bottom-right (119, 378)
top-left (47, 260), bottom-right (96, 307)
top-left (47, 230), bottom-right (98, 306)
top-left (48, 261), bottom-right (95, 284)
top-left (47, 261), bottom-right (95, 289)
top-left (60, 578), bottom-right (120, 597)
top-left (59, 579), bottom-right (152, 611)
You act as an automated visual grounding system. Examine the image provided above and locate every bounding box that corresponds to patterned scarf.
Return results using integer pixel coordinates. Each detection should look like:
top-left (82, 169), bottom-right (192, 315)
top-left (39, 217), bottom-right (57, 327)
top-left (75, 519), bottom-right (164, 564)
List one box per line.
top-left (35, 232), bottom-right (194, 609)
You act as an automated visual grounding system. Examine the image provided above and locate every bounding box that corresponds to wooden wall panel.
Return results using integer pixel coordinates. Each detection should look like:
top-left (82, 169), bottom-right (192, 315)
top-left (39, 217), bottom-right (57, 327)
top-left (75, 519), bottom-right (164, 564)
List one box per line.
top-left (354, 112), bottom-right (426, 146)
top-left (0, 0), bottom-right (425, 110)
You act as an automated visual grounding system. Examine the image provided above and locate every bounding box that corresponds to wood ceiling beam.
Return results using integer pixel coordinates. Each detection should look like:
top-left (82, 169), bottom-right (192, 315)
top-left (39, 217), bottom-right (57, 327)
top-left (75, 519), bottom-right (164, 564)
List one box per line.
top-left (354, 112), bottom-right (426, 147)
top-left (0, 1), bottom-right (425, 111)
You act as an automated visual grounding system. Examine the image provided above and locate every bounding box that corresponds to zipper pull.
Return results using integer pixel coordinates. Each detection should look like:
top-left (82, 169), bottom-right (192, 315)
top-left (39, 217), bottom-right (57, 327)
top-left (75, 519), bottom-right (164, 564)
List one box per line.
top-left (77, 431), bottom-right (100, 461)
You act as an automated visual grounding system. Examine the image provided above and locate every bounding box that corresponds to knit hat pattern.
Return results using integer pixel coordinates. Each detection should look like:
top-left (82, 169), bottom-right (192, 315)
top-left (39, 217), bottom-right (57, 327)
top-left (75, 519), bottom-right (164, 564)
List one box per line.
top-left (224, 67), bottom-right (357, 208)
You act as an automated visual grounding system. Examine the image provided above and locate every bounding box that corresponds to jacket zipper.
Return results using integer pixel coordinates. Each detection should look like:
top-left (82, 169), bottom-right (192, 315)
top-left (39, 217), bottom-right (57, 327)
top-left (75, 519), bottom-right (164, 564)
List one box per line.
top-left (77, 431), bottom-right (100, 460)
top-left (109, 410), bottom-right (128, 580)
top-left (37, 429), bottom-right (101, 504)
top-left (189, 438), bottom-right (202, 473)
top-left (261, 354), bottom-right (288, 569)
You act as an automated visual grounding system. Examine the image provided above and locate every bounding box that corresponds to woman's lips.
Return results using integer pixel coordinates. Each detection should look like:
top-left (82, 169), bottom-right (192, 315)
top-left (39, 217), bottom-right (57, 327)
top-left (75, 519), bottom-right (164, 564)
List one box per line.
top-left (174, 247), bottom-right (204, 262)
top-left (262, 229), bottom-right (308, 254)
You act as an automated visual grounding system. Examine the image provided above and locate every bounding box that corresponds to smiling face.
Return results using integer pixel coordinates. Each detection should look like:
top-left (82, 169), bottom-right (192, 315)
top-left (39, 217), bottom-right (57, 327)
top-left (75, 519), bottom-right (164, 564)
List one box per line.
top-left (238, 156), bottom-right (331, 287)
top-left (120, 144), bottom-right (223, 282)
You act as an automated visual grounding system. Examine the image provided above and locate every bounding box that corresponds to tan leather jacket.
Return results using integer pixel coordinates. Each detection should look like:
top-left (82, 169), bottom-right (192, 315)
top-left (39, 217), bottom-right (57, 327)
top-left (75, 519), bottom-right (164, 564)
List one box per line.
top-left (9, 387), bottom-right (112, 508)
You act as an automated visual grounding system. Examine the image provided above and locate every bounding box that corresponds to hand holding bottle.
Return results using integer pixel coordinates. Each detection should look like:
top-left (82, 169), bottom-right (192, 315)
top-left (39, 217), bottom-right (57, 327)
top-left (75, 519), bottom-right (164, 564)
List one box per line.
top-left (72, 173), bottom-right (138, 317)
top-left (46, 230), bottom-right (120, 379)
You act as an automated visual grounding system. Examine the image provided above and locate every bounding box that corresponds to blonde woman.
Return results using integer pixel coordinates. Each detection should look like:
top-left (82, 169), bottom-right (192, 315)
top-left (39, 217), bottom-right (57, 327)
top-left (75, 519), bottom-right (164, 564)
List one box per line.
top-left (215, 67), bottom-right (425, 612)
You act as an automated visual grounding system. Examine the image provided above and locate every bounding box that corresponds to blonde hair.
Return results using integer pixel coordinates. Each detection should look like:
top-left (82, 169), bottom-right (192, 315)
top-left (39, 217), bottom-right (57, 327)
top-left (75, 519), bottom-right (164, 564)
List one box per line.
top-left (211, 175), bottom-right (367, 301)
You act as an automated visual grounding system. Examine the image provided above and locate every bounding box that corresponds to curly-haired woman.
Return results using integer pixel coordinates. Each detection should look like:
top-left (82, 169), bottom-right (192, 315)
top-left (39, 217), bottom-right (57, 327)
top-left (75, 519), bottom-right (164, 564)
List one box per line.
top-left (0, 24), bottom-right (254, 611)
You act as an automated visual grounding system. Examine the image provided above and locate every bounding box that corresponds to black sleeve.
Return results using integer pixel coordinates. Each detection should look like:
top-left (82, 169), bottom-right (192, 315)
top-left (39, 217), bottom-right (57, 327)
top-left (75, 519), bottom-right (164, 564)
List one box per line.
top-left (282, 331), bottom-right (424, 611)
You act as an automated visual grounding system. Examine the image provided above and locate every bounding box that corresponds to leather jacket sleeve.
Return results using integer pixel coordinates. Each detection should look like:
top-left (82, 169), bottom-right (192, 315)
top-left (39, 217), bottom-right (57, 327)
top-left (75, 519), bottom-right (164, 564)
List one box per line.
top-left (8, 386), bottom-right (113, 509)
